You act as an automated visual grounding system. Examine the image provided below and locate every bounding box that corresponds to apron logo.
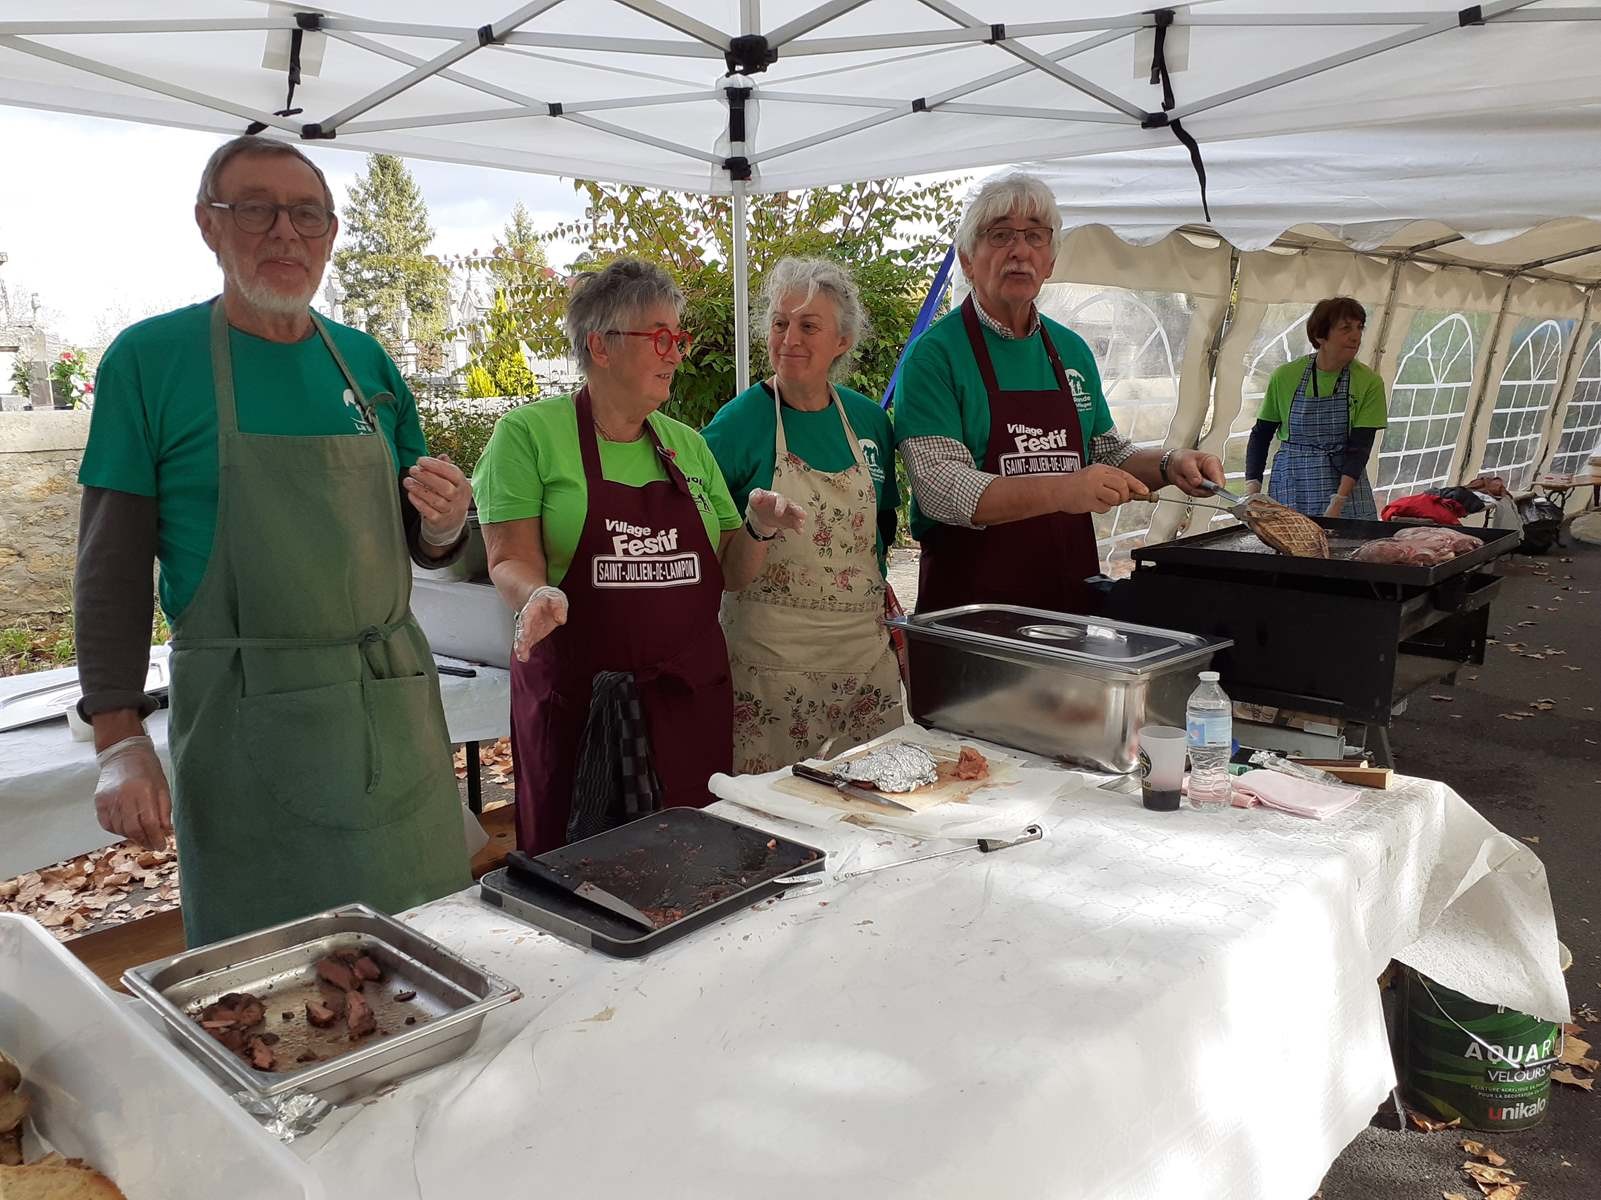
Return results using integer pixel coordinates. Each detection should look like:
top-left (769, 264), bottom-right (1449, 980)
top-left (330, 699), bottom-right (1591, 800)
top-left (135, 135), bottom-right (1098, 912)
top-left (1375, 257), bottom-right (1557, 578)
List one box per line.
top-left (999, 423), bottom-right (1080, 478)
top-left (592, 519), bottom-right (702, 588)
top-left (343, 388), bottom-right (373, 434)
top-left (1065, 369), bottom-right (1092, 412)
top-left (858, 439), bottom-right (885, 484)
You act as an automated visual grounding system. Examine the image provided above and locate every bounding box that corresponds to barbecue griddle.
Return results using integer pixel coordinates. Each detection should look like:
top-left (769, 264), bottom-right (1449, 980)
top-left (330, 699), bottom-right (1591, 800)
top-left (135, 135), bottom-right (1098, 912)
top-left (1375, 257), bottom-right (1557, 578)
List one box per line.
top-left (1133, 518), bottom-right (1519, 588)
top-left (479, 806), bottom-right (825, 957)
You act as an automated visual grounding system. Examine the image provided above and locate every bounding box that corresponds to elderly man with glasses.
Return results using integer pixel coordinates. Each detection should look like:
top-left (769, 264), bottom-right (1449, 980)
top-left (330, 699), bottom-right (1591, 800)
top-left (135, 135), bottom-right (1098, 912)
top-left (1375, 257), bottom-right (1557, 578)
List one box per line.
top-left (895, 173), bottom-right (1225, 615)
top-left (74, 135), bottom-right (474, 946)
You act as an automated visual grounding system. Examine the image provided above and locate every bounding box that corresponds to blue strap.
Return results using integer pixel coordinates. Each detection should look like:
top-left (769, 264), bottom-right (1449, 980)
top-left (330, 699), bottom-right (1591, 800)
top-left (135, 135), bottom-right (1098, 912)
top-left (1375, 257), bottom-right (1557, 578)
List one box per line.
top-left (881, 242), bottom-right (956, 411)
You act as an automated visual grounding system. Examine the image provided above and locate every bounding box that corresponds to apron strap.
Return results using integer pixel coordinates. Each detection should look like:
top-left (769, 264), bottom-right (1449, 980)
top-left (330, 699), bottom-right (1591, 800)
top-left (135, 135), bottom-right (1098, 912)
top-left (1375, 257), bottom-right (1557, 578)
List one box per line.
top-left (769, 378), bottom-right (868, 470)
top-left (575, 385), bottom-right (693, 498)
top-left (310, 310), bottom-right (376, 426)
top-left (960, 296), bottom-right (1074, 400)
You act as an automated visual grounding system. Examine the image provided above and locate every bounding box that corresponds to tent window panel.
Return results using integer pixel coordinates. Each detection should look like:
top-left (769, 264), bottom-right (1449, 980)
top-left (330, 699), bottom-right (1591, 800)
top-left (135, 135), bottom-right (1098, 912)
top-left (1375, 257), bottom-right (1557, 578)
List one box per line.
top-left (1480, 317), bottom-right (1570, 491)
top-left (1550, 330), bottom-right (1601, 476)
top-left (1037, 283), bottom-right (1191, 574)
top-left (1377, 311), bottom-right (1482, 508)
top-left (1221, 303), bottom-right (1315, 485)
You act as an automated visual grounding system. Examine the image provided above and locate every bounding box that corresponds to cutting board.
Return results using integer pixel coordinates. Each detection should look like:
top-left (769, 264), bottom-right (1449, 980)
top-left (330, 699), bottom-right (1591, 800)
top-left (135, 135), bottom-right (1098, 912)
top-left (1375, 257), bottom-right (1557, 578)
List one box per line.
top-left (772, 738), bottom-right (1023, 818)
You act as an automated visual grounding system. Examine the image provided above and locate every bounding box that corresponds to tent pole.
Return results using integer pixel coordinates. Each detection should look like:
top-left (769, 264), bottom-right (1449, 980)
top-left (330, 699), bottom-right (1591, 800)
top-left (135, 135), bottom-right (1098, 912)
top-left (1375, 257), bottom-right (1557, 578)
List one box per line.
top-left (733, 180), bottom-right (752, 392)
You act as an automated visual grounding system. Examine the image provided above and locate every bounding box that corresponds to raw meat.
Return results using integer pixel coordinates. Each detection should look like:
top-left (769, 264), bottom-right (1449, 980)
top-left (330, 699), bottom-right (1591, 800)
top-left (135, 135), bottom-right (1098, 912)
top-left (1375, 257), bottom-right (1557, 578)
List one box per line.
top-left (1351, 539), bottom-right (1415, 564)
top-left (953, 746), bottom-right (990, 781)
top-left (1393, 525), bottom-right (1481, 555)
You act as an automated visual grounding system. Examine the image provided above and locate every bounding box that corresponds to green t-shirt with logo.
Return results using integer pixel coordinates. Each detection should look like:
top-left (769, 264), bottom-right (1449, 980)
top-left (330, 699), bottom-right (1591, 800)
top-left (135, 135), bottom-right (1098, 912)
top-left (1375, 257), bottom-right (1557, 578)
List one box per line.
top-left (892, 307), bottom-right (1115, 539)
top-left (78, 301), bottom-right (425, 620)
top-left (1257, 356), bottom-right (1389, 435)
top-left (701, 381), bottom-right (899, 574)
top-left (472, 393), bottom-right (741, 588)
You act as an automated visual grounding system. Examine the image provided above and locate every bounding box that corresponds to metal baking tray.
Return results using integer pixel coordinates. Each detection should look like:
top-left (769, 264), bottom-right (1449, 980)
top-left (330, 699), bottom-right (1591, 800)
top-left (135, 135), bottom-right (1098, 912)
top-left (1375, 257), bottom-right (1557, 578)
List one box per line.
top-left (1132, 518), bottom-right (1520, 588)
top-left (123, 903), bottom-right (519, 1104)
top-left (479, 807), bottom-right (825, 958)
top-left (0, 645), bottom-right (171, 732)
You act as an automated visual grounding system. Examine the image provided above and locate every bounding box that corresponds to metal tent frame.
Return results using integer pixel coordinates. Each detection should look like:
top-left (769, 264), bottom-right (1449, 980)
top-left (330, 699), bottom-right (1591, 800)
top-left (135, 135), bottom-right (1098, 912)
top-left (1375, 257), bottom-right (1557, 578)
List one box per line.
top-left (4, 2), bottom-right (1598, 386)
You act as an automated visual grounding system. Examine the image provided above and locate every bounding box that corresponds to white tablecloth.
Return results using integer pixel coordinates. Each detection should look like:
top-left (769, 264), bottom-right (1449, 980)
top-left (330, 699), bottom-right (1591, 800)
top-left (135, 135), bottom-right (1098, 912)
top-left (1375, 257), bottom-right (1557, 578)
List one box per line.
top-left (291, 776), bottom-right (1566, 1200)
top-left (0, 666), bottom-right (510, 878)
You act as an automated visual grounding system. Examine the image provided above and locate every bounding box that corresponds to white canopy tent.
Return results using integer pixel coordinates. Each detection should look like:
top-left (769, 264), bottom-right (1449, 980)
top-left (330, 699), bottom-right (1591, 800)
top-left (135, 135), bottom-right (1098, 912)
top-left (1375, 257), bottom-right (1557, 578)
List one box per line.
top-left (4, 0), bottom-right (1601, 391)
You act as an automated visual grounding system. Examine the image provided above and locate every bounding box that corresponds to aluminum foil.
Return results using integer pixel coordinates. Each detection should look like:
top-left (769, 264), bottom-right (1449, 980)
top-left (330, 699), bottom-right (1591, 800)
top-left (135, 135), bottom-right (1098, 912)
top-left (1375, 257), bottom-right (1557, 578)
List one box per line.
top-left (840, 742), bottom-right (939, 793)
top-left (232, 1088), bottom-right (334, 1142)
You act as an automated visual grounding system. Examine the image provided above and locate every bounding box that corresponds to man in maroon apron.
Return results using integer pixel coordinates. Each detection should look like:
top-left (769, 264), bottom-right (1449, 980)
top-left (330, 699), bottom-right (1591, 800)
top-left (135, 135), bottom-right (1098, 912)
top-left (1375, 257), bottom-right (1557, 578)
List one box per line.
top-left (894, 174), bottom-right (1225, 613)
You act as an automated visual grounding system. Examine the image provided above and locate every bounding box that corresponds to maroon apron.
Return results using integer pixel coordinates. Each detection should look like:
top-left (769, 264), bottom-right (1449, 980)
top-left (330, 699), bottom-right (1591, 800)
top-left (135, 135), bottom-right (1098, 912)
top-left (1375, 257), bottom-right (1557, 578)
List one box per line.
top-left (509, 388), bottom-right (733, 852)
top-left (916, 298), bottom-right (1102, 615)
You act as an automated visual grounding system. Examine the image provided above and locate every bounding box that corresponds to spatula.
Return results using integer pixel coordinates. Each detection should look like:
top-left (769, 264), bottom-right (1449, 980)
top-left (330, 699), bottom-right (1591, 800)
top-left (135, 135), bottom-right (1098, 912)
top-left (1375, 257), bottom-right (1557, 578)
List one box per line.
top-left (1198, 481), bottom-right (1330, 558)
top-left (505, 850), bottom-right (658, 932)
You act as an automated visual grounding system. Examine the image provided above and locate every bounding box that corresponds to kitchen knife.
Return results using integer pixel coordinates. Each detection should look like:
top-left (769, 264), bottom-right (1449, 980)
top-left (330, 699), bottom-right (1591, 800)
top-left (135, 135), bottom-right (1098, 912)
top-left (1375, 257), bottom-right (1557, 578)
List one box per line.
top-left (790, 763), bottom-right (918, 812)
top-left (505, 851), bottom-right (658, 932)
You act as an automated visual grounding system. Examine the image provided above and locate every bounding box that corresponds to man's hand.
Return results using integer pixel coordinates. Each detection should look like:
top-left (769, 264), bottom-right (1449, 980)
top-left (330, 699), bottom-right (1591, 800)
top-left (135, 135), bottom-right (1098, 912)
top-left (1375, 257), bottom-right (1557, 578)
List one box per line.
top-left (1164, 450), bottom-right (1227, 497)
top-left (746, 488), bottom-right (806, 537)
top-left (514, 585), bottom-right (568, 662)
top-left (405, 455), bottom-right (472, 545)
top-left (1059, 465), bottom-right (1149, 515)
top-left (93, 734), bottom-right (172, 850)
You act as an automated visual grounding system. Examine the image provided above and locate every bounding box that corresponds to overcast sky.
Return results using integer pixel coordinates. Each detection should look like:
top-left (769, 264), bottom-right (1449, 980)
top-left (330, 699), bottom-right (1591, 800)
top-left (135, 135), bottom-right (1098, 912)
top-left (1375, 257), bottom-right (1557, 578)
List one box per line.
top-left (0, 108), bottom-right (588, 345)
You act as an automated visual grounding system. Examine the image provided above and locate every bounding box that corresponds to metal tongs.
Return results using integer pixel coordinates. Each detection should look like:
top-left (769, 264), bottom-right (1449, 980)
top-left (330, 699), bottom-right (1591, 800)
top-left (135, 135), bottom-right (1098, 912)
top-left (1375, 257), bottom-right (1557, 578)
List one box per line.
top-left (771, 824), bottom-right (1045, 898)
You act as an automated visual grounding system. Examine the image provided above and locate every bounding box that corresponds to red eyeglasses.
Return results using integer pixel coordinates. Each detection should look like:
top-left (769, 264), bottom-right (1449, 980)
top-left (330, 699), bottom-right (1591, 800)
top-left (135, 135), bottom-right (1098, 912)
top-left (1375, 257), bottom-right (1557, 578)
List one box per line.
top-left (607, 328), bottom-right (694, 357)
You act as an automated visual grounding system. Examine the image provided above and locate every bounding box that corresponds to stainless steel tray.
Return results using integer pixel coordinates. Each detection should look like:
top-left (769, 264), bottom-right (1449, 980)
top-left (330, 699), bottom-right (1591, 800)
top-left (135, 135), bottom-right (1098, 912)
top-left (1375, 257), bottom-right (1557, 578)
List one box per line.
top-left (123, 903), bottom-right (519, 1103)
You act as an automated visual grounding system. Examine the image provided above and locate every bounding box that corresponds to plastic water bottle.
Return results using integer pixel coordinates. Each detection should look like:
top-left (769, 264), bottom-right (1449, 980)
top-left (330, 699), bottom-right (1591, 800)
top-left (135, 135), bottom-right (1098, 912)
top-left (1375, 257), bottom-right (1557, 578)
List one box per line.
top-left (1185, 670), bottom-right (1233, 810)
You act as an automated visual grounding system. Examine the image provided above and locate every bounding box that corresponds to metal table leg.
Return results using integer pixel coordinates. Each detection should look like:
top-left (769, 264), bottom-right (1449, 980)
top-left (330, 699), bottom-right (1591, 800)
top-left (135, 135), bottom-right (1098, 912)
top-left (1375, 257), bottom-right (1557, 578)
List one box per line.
top-left (465, 739), bottom-right (482, 815)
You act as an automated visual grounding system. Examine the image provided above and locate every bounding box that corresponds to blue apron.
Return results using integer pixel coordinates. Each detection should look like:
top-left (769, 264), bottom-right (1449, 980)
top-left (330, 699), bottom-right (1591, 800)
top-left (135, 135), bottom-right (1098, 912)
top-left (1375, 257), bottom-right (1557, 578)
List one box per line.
top-left (1267, 356), bottom-right (1377, 520)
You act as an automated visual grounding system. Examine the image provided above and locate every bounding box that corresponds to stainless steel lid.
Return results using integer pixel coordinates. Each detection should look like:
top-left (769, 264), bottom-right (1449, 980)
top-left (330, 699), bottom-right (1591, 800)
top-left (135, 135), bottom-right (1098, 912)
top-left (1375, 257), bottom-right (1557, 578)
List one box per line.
top-left (892, 605), bottom-right (1228, 674)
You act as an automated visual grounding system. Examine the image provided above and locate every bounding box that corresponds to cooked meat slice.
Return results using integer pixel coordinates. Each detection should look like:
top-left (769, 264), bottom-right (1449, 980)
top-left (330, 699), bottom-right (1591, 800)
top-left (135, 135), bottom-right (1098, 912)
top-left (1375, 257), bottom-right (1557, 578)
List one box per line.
top-left (233, 995), bottom-right (266, 1029)
top-left (352, 955), bottom-right (383, 983)
top-left (954, 746), bottom-right (990, 781)
top-left (305, 1000), bottom-right (339, 1028)
top-left (316, 956), bottom-right (360, 992)
top-left (345, 990), bottom-right (376, 1040)
top-left (247, 1037), bottom-right (276, 1072)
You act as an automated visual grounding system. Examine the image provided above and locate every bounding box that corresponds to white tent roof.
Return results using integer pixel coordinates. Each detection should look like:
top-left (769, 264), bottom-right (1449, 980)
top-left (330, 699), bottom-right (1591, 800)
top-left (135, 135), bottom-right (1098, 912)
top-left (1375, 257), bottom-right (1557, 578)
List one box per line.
top-left (3, 2), bottom-right (1600, 197)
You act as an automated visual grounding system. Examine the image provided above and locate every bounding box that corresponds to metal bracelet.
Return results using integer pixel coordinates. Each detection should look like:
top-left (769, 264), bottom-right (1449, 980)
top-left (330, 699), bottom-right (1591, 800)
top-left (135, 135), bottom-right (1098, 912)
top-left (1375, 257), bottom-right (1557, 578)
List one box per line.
top-left (1157, 448), bottom-right (1177, 485)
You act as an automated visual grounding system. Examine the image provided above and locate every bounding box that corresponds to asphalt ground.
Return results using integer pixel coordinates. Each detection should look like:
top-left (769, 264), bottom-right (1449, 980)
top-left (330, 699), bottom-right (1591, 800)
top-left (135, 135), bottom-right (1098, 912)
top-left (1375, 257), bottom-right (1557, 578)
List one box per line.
top-left (1316, 532), bottom-right (1601, 1198)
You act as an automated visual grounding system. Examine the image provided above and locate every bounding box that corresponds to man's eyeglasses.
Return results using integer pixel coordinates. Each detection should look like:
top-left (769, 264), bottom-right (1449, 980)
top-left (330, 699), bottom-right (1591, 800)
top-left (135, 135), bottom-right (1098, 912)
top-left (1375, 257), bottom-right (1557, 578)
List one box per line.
top-left (607, 328), bottom-right (694, 357)
top-left (982, 225), bottom-right (1053, 250)
top-left (208, 200), bottom-right (335, 238)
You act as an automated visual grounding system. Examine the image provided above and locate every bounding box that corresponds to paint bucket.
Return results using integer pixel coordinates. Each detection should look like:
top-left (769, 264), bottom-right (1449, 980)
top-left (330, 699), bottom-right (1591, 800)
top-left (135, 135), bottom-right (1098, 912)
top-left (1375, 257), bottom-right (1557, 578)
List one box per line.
top-left (1400, 967), bottom-right (1560, 1131)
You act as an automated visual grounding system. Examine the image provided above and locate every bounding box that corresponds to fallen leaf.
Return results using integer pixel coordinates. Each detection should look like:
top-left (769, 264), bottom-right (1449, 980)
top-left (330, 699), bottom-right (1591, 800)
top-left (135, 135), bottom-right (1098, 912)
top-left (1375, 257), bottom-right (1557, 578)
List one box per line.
top-left (1460, 1139), bottom-right (1509, 1167)
top-left (1483, 1185), bottom-right (1526, 1200)
top-left (1462, 1162), bottom-right (1515, 1185)
top-left (1432, 695), bottom-right (1455, 702)
top-left (583, 1006), bottom-right (616, 1023)
top-left (1499, 714), bottom-right (1527, 721)
top-left (1562, 1033), bottom-right (1593, 1061)
top-left (1408, 1109), bottom-right (1461, 1133)
top-left (1521, 836), bottom-right (1540, 844)
top-left (1577, 1003), bottom-right (1600, 1022)
top-left (1551, 1067), bottom-right (1594, 1090)
top-left (1443, 1193), bottom-right (1474, 1200)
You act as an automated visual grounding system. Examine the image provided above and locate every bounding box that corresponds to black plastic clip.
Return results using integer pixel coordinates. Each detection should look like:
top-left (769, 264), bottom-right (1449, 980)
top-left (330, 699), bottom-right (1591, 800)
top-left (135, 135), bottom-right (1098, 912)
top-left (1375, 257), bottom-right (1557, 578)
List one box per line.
top-left (301, 122), bottom-right (335, 140)
top-left (1458, 5), bottom-right (1485, 25)
top-left (724, 33), bottom-right (776, 75)
top-left (478, 23), bottom-right (498, 46)
top-left (723, 155), bottom-right (752, 182)
top-left (986, 23), bottom-right (1006, 43)
top-left (547, 101), bottom-right (563, 117)
top-left (294, 11), bottom-right (321, 31)
top-left (911, 97), bottom-right (928, 113)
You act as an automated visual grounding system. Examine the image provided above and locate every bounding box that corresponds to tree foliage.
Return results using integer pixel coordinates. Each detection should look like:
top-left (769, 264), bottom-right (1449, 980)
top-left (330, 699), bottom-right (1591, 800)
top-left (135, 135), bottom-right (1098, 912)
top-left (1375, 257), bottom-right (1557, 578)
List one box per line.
top-left (333, 154), bottom-right (450, 362)
top-left (460, 177), bottom-right (963, 429)
top-left (487, 201), bottom-right (550, 291)
top-left (467, 291), bottom-right (537, 398)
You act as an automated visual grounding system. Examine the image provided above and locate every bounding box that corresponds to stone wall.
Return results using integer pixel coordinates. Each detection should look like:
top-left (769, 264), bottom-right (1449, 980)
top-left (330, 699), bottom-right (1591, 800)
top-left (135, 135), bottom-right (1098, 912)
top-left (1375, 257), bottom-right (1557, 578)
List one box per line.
top-left (0, 411), bottom-right (89, 619)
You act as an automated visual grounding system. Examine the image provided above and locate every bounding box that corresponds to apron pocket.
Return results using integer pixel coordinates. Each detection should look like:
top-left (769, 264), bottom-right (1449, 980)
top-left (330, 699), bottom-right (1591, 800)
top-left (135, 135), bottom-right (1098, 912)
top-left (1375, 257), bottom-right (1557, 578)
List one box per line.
top-left (239, 675), bottom-right (444, 831)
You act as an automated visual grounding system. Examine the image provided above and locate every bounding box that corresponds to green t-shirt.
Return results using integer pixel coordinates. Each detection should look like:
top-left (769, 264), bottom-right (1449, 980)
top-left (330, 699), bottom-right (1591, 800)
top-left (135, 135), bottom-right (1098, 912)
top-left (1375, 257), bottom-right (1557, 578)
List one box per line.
top-left (1257, 356), bottom-right (1389, 435)
top-left (892, 307), bottom-right (1115, 539)
top-left (701, 381), bottom-right (900, 574)
top-left (79, 301), bottom-right (425, 621)
top-left (472, 393), bottom-right (741, 588)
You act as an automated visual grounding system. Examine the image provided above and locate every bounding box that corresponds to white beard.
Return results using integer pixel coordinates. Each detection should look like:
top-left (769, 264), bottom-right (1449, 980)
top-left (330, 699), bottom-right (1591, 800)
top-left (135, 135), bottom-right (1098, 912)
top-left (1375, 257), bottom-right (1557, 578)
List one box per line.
top-left (217, 243), bottom-right (320, 318)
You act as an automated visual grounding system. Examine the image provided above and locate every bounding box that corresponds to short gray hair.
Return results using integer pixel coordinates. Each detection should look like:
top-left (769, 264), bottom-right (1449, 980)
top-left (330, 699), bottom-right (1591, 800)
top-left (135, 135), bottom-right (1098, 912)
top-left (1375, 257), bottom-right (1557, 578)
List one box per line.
top-left (762, 256), bottom-right (868, 380)
top-left (955, 173), bottom-right (1062, 259)
top-left (197, 134), bottom-right (334, 209)
top-left (566, 258), bottom-right (686, 372)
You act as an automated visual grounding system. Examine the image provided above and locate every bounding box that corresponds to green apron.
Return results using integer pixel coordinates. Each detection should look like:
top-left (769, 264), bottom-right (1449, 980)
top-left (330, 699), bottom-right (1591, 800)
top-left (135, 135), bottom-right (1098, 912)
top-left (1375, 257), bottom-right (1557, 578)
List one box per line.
top-left (166, 299), bottom-right (469, 947)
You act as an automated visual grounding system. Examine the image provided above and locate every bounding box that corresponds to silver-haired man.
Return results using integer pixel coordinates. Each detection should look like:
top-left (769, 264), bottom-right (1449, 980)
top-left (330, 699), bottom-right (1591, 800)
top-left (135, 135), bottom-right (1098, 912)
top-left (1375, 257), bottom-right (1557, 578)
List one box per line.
top-left (895, 172), bottom-right (1225, 613)
top-left (75, 135), bottom-right (473, 945)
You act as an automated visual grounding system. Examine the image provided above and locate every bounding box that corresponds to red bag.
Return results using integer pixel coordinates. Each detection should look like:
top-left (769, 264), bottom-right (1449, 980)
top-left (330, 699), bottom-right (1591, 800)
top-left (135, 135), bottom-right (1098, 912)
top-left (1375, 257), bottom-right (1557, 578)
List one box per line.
top-left (1380, 493), bottom-right (1467, 524)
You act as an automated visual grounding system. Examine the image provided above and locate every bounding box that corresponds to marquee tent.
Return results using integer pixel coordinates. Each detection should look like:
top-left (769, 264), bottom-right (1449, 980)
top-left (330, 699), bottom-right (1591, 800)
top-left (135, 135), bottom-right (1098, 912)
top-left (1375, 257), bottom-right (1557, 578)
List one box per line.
top-left (4, 1), bottom-right (1601, 391)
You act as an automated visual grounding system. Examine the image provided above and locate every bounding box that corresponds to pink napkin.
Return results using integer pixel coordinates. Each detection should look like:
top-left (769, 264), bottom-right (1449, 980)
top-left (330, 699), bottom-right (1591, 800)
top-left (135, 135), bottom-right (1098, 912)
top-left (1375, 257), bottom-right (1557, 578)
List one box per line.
top-left (1227, 769), bottom-right (1363, 819)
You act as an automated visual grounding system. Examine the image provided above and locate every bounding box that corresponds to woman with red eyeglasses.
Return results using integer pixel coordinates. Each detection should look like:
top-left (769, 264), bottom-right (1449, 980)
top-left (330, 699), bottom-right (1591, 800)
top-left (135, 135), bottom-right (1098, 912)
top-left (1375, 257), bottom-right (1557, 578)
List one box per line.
top-left (473, 259), bottom-right (804, 852)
